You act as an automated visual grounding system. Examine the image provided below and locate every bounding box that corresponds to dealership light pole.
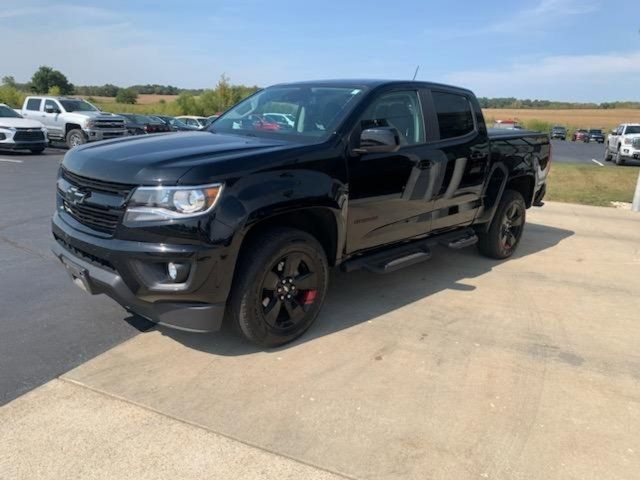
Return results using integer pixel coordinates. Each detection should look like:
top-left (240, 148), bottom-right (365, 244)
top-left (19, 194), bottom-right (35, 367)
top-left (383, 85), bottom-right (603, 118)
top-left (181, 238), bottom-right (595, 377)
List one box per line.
top-left (632, 170), bottom-right (640, 212)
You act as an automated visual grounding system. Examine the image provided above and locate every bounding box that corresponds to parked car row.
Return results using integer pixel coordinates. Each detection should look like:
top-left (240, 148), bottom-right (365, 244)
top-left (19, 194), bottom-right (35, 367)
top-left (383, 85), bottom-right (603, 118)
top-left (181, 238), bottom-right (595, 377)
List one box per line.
top-left (0, 94), bottom-right (223, 151)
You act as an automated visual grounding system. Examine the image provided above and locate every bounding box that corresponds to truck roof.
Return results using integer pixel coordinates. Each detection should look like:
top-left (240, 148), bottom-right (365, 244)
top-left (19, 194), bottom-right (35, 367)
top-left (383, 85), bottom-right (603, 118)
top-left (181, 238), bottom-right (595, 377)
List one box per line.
top-left (271, 79), bottom-right (473, 94)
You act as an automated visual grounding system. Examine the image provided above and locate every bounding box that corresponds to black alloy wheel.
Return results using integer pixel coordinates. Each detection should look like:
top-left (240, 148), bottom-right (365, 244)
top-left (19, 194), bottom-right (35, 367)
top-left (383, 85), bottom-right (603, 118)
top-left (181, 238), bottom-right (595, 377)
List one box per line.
top-left (260, 252), bottom-right (320, 332)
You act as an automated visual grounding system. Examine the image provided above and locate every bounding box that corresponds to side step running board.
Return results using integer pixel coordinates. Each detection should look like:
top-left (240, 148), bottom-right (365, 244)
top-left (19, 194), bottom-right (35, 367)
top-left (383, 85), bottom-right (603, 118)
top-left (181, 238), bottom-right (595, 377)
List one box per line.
top-left (341, 228), bottom-right (478, 274)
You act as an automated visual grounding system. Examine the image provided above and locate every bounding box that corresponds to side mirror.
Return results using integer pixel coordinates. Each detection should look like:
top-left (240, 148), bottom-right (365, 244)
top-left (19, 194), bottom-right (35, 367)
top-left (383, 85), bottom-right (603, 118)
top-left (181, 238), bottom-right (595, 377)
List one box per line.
top-left (611, 130), bottom-right (617, 135)
top-left (353, 127), bottom-right (400, 154)
top-left (45, 107), bottom-right (59, 114)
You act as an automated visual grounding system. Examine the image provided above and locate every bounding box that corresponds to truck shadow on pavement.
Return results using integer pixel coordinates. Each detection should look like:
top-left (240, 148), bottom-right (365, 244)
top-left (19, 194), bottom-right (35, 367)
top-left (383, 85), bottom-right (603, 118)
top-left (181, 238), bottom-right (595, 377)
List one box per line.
top-left (153, 222), bottom-right (573, 355)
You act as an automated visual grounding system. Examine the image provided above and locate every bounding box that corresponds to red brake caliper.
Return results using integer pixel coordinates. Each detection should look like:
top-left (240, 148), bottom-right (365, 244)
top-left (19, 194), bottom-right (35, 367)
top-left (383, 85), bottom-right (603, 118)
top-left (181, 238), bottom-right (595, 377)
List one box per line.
top-left (301, 290), bottom-right (317, 305)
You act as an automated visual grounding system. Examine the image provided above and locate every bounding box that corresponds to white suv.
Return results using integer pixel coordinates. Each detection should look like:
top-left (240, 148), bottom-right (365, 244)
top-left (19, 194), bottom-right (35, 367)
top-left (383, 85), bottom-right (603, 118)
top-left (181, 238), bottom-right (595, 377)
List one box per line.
top-left (605, 123), bottom-right (640, 165)
top-left (0, 103), bottom-right (48, 154)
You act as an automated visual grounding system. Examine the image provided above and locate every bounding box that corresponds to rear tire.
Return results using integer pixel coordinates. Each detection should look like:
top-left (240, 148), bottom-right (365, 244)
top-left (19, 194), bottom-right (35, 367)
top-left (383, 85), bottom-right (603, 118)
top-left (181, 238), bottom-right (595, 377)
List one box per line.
top-left (66, 129), bottom-right (87, 149)
top-left (477, 190), bottom-right (526, 260)
top-left (228, 227), bottom-right (329, 347)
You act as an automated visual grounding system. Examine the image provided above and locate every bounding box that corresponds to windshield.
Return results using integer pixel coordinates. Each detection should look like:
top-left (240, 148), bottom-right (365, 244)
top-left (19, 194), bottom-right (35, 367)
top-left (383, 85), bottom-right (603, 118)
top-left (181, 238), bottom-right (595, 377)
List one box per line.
top-left (588, 129), bottom-right (602, 134)
top-left (0, 105), bottom-right (22, 118)
top-left (59, 99), bottom-right (99, 112)
top-left (626, 126), bottom-right (640, 134)
top-left (209, 85), bottom-right (365, 141)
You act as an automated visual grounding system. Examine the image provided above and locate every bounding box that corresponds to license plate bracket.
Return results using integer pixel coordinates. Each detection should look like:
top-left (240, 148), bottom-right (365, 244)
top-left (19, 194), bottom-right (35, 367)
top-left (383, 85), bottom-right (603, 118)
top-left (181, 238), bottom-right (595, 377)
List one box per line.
top-left (60, 256), bottom-right (94, 294)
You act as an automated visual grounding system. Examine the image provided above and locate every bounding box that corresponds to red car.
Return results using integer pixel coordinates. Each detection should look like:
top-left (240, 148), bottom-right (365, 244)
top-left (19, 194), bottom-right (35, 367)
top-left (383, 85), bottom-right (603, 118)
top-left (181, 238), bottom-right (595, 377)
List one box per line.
top-left (572, 129), bottom-right (588, 141)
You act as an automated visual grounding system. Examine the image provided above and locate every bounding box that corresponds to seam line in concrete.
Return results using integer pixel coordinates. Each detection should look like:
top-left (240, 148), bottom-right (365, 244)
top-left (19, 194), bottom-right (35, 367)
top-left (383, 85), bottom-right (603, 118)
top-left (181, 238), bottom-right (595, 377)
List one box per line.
top-left (59, 376), bottom-right (357, 480)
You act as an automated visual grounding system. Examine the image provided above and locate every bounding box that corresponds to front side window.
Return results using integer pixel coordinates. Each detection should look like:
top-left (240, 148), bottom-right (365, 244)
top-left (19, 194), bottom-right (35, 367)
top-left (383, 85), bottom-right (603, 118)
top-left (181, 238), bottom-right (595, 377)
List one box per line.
top-left (44, 99), bottom-right (59, 112)
top-left (26, 98), bottom-right (41, 111)
top-left (432, 91), bottom-right (475, 140)
top-left (358, 90), bottom-right (425, 145)
top-left (210, 85), bottom-right (365, 142)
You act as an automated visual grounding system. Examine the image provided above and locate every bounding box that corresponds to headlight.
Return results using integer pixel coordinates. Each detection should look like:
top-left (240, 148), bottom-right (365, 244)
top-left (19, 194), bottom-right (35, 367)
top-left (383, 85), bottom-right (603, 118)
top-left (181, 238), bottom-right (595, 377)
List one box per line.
top-left (623, 138), bottom-right (633, 144)
top-left (0, 126), bottom-right (16, 131)
top-left (85, 120), bottom-right (95, 129)
top-left (123, 183), bottom-right (222, 225)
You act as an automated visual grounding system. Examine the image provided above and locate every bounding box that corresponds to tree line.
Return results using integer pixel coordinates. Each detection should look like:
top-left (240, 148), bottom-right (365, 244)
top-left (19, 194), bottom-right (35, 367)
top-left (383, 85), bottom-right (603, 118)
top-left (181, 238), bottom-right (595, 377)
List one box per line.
top-left (1, 66), bottom-right (639, 112)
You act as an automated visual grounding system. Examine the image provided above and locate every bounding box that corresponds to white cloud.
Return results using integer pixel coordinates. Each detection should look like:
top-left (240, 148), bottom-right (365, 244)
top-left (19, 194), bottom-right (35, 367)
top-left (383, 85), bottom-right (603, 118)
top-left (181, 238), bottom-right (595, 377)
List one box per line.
top-left (443, 51), bottom-right (640, 102)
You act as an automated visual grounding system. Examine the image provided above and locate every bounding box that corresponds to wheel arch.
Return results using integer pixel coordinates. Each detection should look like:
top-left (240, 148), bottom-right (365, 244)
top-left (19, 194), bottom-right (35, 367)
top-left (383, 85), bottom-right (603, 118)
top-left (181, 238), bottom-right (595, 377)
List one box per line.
top-left (238, 206), bottom-right (343, 267)
top-left (65, 123), bottom-right (83, 135)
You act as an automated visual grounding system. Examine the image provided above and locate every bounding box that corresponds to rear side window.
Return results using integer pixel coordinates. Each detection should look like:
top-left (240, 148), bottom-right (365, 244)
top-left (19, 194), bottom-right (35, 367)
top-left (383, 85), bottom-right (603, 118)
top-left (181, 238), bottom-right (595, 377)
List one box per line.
top-left (432, 91), bottom-right (475, 140)
top-left (26, 98), bottom-right (42, 111)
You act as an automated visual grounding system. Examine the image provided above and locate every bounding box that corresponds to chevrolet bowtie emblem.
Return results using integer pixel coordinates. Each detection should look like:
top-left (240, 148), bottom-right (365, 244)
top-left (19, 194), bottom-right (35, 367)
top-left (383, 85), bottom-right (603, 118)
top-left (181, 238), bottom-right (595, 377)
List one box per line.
top-left (66, 186), bottom-right (90, 205)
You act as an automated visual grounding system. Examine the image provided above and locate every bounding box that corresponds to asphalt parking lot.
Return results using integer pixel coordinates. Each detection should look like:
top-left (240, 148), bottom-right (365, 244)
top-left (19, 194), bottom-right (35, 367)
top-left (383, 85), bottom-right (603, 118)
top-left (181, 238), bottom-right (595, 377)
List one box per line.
top-left (0, 148), bottom-right (138, 405)
top-left (551, 138), bottom-right (640, 167)
top-left (1, 146), bottom-right (640, 479)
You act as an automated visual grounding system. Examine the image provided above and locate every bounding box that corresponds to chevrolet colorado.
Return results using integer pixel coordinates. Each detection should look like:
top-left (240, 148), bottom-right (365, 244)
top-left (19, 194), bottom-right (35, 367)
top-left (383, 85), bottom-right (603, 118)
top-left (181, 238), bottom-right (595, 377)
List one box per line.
top-left (52, 80), bottom-right (550, 347)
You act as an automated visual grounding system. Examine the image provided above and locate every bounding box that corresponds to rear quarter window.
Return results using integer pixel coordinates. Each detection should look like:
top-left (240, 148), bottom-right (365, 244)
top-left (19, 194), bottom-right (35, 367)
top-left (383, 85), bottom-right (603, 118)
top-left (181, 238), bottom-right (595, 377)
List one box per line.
top-left (432, 91), bottom-right (475, 140)
top-left (26, 98), bottom-right (42, 111)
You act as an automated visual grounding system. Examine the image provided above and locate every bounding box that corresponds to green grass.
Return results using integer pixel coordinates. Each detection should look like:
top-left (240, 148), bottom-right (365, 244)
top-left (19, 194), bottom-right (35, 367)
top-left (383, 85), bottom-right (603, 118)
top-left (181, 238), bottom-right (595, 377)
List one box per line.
top-left (546, 163), bottom-right (640, 206)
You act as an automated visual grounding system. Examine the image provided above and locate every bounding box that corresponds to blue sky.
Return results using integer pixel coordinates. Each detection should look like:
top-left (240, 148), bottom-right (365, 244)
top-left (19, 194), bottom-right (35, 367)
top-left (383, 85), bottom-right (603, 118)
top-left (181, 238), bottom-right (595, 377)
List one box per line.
top-left (1, 0), bottom-right (639, 101)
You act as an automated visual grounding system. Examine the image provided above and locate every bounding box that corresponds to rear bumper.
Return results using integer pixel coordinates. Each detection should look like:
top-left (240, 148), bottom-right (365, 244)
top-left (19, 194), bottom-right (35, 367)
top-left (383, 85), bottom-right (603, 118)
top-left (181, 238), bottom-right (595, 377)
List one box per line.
top-left (51, 212), bottom-right (227, 332)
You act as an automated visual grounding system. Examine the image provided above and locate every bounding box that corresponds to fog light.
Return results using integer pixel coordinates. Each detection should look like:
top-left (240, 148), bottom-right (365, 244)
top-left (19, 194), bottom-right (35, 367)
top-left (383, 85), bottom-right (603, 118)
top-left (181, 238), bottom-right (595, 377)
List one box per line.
top-left (167, 262), bottom-right (178, 280)
top-left (167, 262), bottom-right (189, 283)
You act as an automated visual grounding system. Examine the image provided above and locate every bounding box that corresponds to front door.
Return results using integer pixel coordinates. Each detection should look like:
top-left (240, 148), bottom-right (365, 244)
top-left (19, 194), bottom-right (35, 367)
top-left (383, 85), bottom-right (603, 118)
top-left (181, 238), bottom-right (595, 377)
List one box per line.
top-left (42, 99), bottom-right (64, 138)
top-left (346, 89), bottom-right (437, 252)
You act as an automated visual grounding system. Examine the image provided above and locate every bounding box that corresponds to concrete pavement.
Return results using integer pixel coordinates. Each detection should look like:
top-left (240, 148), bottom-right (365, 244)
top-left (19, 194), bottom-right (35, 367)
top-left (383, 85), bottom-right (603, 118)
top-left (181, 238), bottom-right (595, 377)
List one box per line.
top-left (2, 202), bottom-right (639, 479)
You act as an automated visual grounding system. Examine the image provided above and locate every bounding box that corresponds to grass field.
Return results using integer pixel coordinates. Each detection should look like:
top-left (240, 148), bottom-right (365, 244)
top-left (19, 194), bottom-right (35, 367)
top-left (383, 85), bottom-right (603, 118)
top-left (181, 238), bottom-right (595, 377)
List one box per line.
top-left (483, 108), bottom-right (640, 131)
top-left (89, 94), bottom-right (179, 105)
top-left (546, 164), bottom-right (639, 206)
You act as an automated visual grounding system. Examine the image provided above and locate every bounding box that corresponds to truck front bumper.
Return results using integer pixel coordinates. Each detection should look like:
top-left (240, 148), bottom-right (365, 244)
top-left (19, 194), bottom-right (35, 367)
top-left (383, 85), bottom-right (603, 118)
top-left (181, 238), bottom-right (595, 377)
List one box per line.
top-left (51, 212), bottom-right (227, 332)
top-left (83, 128), bottom-right (128, 142)
top-left (620, 146), bottom-right (640, 159)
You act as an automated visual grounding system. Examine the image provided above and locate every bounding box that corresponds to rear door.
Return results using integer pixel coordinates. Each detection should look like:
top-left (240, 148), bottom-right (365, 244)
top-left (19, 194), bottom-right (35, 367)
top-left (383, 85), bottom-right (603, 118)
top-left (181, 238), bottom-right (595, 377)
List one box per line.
top-left (21, 98), bottom-right (42, 120)
top-left (346, 89), bottom-right (437, 252)
top-left (421, 89), bottom-right (489, 232)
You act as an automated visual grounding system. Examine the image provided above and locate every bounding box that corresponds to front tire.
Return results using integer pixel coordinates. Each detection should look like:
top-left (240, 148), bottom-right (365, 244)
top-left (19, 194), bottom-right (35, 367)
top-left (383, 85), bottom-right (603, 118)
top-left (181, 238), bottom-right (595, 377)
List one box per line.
top-left (615, 150), bottom-right (625, 166)
top-left (66, 129), bottom-right (87, 149)
top-left (228, 227), bottom-right (329, 347)
top-left (477, 190), bottom-right (526, 260)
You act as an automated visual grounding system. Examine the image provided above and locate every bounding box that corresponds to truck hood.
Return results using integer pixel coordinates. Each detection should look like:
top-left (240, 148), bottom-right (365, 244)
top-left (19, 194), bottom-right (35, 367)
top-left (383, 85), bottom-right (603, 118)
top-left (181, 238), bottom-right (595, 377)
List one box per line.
top-left (62, 131), bottom-right (294, 185)
top-left (0, 117), bottom-right (45, 129)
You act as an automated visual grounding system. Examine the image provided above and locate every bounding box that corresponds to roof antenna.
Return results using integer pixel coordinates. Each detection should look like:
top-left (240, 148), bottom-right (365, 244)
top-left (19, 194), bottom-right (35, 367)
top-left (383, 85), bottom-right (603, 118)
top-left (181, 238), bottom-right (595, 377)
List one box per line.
top-left (412, 65), bottom-right (420, 81)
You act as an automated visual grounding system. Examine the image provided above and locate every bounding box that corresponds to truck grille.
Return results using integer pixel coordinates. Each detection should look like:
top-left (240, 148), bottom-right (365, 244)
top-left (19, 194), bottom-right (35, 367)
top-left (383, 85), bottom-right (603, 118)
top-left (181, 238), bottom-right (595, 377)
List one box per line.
top-left (14, 128), bottom-right (45, 142)
top-left (633, 138), bottom-right (640, 149)
top-left (61, 200), bottom-right (121, 234)
top-left (58, 168), bottom-right (135, 235)
top-left (93, 119), bottom-right (126, 130)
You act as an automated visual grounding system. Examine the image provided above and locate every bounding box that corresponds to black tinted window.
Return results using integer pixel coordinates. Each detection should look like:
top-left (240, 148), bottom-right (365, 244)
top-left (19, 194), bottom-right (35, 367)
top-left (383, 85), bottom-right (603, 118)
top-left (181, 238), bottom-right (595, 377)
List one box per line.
top-left (26, 98), bottom-right (41, 111)
top-left (432, 91), bottom-right (474, 140)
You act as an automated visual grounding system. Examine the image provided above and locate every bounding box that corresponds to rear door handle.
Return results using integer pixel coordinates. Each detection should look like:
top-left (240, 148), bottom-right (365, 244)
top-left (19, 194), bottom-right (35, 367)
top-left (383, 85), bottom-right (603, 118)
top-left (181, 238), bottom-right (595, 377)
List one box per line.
top-left (416, 159), bottom-right (432, 169)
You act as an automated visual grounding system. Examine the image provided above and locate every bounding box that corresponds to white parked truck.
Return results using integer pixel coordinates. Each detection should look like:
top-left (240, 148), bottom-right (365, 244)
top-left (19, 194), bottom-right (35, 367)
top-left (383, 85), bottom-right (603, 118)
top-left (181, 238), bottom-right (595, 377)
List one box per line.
top-left (0, 103), bottom-right (48, 153)
top-left (20, 96), bottom-right (127, 149)
top-left (605, 123), bottom-right (640, 165)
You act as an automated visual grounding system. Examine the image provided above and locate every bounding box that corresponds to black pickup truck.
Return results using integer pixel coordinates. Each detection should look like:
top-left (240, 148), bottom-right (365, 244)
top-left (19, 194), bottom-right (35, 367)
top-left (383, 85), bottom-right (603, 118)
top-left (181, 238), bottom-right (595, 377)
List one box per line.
top-left (52, 80), bottom-right (550, 346)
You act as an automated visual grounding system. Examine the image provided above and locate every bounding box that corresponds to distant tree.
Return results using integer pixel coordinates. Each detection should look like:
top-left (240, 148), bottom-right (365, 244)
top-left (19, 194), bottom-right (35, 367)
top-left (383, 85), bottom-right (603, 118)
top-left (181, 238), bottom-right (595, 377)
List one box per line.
top-left (48, 85), bottom-right (61, 96)
top-left (115, 88), bottom-right (138, 104)
top-left (0, 85), bottom-right (25, 107)
top-left (30, 66), bottom-right (73, 95)
top-left (1, 75), bottom-right (16, 87)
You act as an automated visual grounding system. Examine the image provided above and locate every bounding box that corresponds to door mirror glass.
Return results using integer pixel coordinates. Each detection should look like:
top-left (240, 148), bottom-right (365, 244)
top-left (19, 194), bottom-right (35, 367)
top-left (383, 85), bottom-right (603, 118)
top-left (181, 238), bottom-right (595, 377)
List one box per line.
top-left (354, 127), bottom-right (400, 154)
